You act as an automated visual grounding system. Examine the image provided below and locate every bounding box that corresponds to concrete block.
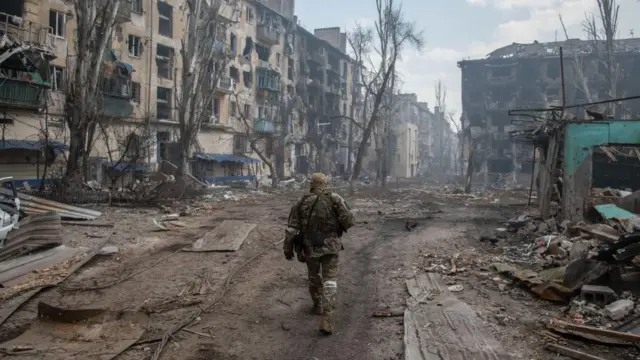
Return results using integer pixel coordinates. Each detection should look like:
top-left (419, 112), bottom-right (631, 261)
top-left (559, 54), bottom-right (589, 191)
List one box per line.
top-left (581, 285), bottom-right (617, 307)
top-left (605, 299), bottom-right (634, 321)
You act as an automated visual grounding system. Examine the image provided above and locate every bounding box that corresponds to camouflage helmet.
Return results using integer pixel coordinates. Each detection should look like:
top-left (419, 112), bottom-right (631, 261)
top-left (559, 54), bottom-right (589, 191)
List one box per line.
top-left (310, 172), bottom-right (328, 188)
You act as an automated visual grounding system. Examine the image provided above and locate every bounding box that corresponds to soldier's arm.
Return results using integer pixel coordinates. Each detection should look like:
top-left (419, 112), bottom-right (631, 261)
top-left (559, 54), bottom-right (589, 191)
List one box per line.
top-left (283, 198), bottom-right (304, 255)
top-left (331, 193), bottom-right (355, 231)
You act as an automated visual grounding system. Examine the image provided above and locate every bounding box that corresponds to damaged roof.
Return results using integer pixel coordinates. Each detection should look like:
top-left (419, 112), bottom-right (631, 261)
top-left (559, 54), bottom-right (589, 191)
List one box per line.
top-left (459, 37), bottom-right (640, 63)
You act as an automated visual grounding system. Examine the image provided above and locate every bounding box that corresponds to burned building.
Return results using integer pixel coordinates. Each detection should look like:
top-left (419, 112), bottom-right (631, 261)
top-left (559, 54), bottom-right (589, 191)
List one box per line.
top-left (458, 38), bottom-right (640, 186)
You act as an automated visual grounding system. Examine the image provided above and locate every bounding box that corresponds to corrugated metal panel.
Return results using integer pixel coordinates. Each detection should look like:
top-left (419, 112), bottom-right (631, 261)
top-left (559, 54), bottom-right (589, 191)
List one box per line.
top-left (0, 211), bottom-right (63, 261)
top-left (0, 189), bottom-right (102, 220)
top-left (0, 245), bottom-right (87, 288)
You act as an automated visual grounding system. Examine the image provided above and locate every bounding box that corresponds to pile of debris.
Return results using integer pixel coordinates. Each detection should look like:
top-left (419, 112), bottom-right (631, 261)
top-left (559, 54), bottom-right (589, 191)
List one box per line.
top-left (478, 191), bottom-right (640, 357)
top-left (0, 179), bottom-right (106, 326)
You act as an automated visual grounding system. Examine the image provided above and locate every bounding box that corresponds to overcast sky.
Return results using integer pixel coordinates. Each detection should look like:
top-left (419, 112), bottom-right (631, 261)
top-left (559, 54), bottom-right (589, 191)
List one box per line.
top-left (295, 0), bottom-right (640, 122)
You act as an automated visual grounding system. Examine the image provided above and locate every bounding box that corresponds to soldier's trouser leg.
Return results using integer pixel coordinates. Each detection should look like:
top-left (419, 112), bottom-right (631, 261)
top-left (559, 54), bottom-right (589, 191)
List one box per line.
top-left (306, 257), bottom-right (322, 309)
top-left (320, 254), bottom-right (339, 318)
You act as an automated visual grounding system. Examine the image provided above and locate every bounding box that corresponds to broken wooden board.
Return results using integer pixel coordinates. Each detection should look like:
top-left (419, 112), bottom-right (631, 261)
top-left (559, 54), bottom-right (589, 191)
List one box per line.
top-left (183, 220), bottom-right (256, 252)
top-left (404, 273), bottom-right (513, 360)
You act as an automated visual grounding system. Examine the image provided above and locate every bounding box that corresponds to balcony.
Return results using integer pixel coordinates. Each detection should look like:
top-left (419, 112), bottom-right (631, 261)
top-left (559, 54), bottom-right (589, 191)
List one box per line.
top-left (0, 12), bottom-right (54, 56)
top-left (256, 68), bottom-right (280, 92)
top-left (101, 94), bottom-right (134, 117)
top-left (256, 24), bottom-right (280, 45)
top-left (254, 118), bottom-right (276, 134)
top-left (308, 51), bottom-right (325, 65)
top-left (215, 75), bottom-right (235, 93)
top-left (0, 78), bottom-right (46, 109)
top-left (100, 76), bottom-right (134, 118)
top-left (116, 0), bottom-right (133, 22)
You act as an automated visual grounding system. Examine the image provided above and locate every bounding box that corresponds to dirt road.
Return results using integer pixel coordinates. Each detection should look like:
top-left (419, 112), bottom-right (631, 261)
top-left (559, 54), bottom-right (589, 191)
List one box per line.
top-left (155, 189), bottom-right (537, 360)
top-left (0, 187), bottom-right (559, 360)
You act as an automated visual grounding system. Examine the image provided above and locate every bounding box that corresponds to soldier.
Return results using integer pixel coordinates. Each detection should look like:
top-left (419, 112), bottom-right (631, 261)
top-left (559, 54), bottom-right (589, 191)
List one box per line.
top-left (283, 172), bottom-right (354, 335)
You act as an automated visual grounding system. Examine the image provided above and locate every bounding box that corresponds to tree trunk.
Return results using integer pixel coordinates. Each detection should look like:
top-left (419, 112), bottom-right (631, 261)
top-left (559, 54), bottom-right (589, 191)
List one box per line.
top-left (464, 145), bottom-right (474, 194)
top-left (178, 142), bottom-right (190, 176)
top-left (65, 126), bottom-right (85, 188)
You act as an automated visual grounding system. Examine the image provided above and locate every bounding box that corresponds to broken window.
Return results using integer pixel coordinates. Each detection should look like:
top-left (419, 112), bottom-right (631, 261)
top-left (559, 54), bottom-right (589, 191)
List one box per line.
top-left (243, 37), bottom-right (254, 57)
top-left (288, 58), bottom-right (294, 80)
top-left (243, 70), bottom-right (253, 87)
top-left (266, 138), bottom-right (274, 156)
top-left (49, 66), bottom-right (64, 91)
top-left (156, 44), bottom-right (173, 79)
top-left (230, 33), bottom-right (237, 52)
top-left (157, 2), bottom-right (173, 38)
top-left (230, 101), bottom-right (237, 117)
top-left (213, 98), bottom-right (221, 119)
top-left (131, 82), bottom-right (141, 103)
top-left (546, 62), bottom-right (560, 78)
top-left (469, 114), bottom-right (483, 126)
top-left (234, 135), bottom-right (248, 153)
top-left (246, 6), bottom-right (255, 23)
top-left (49, 11), bottom-right (65, 38)
top-left (255, 44), bottom-right (269, 61)
top-left (490, 66), bottom-right (512, 78)
top-left (132, 0), bottom-right (143, 13)
top-left (128, 35), bottom-right (142, 57)
top-left (230, 66), bottom-right (240, 83)
top-left (156, 87), bottom-right (172, 119)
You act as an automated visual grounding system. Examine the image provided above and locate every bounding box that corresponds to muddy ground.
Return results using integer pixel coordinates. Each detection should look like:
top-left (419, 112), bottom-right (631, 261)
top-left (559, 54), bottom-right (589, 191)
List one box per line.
top-left (0, 185), bottom-right (635, 359)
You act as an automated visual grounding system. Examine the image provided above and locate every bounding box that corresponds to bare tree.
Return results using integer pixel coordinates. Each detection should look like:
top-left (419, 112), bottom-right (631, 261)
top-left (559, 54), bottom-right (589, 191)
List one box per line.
top-left (347, 24), bottom-right (372, 175)
top-left (174, 0), bottom-right (239, 176)
top-left (559, 0), bottom-right (620, 115)
top-left (233, 90), bottom-right (278, 187)
top-left (348, 0), bottom-right (423, 194)
top-left (63, 0), bottom-right (122, 187)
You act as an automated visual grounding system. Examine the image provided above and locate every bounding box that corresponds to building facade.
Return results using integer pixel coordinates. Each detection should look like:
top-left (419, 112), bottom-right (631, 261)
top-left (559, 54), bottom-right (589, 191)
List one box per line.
top-left (0, 0), bottom-right (359, 186)
top-left (458, 38), bottom-right (640, 186)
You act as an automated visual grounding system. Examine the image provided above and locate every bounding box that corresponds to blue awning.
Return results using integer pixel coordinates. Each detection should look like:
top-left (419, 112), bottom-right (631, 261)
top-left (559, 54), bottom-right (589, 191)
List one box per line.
top-left (194, 153), bottom-right (260, 164)
top-left (0, 140), bottom-right (68, 155)
top-left (117, 61), bottom-right (135, 73)
top-left (103, 161), bottom-right (149, 172)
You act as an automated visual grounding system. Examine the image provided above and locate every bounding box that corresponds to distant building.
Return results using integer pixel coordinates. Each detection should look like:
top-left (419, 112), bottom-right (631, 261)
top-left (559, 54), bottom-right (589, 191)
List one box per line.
top-left (458, 38), bottom-right (640, 186)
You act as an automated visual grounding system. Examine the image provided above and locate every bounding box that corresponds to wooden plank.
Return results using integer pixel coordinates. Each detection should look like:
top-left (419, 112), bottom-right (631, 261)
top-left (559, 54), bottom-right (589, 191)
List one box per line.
top-left (545, 343), bottom-right (606, 360)
top-left (540, 132), bottom-right (559, 219)
top-left (404, 274), bottom-right (513, 360)
top-left (548, 319), bottom-right (638, 345)
top-left (183, 220), bottom-right (256, 252)
top-left (60, 221), bottom-right (114, 228)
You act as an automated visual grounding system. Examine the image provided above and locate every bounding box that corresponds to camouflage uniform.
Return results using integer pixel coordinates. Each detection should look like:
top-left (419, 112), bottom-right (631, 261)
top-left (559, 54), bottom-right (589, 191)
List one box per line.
top-left (283, 173), bottom-right (354, 335)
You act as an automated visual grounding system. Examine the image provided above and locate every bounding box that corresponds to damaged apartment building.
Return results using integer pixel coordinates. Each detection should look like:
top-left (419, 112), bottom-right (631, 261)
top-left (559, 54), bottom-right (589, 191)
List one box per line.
top-left (0, 0), bottom-right (356, 187)
top-left (458, 38), bottom-right (640, 186)
top-left (293, 25), bottom-right (355, 175)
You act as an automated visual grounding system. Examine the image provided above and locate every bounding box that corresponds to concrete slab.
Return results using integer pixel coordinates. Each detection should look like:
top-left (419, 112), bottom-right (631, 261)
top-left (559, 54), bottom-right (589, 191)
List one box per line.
top-left (184, 220), bottom-right (256, 252)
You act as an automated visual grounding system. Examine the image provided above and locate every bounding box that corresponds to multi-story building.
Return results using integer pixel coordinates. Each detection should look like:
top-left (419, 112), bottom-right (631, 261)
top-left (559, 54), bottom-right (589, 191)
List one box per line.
top-left (458, 38), bottom-right (640, 186)
top-left (0, 0), bottom-right (362, 186)
top-left (414, 101), bottom-right (434, 174)
top-left (0, 0), bottom-right (136, 185)
top-left (293, 25), bottom-right (354, 175)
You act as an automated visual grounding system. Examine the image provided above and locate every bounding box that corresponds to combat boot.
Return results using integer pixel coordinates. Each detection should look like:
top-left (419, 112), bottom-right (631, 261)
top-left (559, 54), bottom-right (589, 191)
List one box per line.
top-left (319, 314), bottom-right (334, 335)
top-left (309, 286), bottom-right (323, 315)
